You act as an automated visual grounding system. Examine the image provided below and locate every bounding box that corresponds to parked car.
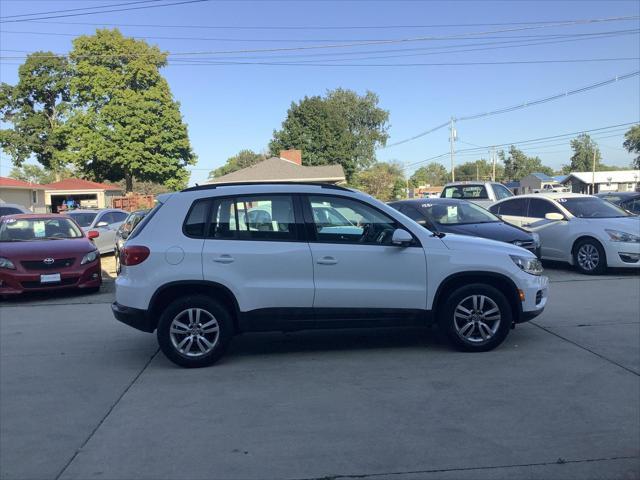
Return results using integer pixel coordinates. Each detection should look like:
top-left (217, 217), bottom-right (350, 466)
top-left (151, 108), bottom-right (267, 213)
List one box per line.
top-left (596, 192), bottom-right (640, 215)
top-left (532, 183), bottom-right (571, 194)
top-left (489, 193), bottom-right (640, 274)
top-left (0, 214), bottom-right (101, 295)
top-left (64, 208), bottom-right (128, 254)
top-left (388, 198), bottom-right (540, 257)
top-left (114, 209), bottom-right (149, 274)
top-left (440, 181), bottom-right (514, 208)
top-left (112, 182), bottom-right (548, 368)
top-left (0, 203), bottom-right (30, 217)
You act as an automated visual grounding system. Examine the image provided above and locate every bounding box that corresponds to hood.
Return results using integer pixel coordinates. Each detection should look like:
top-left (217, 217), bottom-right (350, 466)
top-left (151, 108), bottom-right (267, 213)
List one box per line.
top-left (438, 222), bottom-right (531, 243)
top-left (572, 215), bottom-right (640, 233)
top-left (0, 237), bottom-right (96, 260)
top-left (439, 232), bottom-right (535, 257)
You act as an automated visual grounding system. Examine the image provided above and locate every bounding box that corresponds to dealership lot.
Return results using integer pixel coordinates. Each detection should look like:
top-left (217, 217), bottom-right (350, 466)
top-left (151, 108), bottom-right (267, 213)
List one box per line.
top-left (0, 265), bottom-right (638, 480)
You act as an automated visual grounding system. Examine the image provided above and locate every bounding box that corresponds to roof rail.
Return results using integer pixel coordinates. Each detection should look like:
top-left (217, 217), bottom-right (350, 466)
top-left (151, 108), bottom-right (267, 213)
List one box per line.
top-left (181, 181), bottom-right (351, 192)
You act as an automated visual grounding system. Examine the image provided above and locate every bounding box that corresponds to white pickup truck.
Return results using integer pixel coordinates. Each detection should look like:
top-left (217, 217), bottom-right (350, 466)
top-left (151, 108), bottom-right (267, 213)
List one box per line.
top-left (440, 181), bottom-right (514, 208)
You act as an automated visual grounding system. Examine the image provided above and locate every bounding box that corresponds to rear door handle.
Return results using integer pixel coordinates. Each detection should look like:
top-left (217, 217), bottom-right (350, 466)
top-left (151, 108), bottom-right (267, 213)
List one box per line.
top-left (213, 255), bottom-right (234, 264)
top-left (316, 256), bottom-right (338, 265)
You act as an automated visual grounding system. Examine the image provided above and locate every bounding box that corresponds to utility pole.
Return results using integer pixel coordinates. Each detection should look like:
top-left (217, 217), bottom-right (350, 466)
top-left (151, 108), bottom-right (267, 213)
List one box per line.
top-left (449, 117), bottom-right (456, 182)
top-left (591, 149), bottom-right (596, 194)
top-left (491, 147), bottom-right (496, 182)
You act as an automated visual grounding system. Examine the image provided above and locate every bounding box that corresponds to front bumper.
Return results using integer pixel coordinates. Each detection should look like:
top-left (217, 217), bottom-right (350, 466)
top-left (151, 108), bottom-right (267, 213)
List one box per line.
top-left (603, 241), bottom-right (640, 268)
top-left (112, 302), bottom-right (155, 333)
top-left (516, 274), bottom-right (548, 323)
top-left (0, 261), bottom-right (101, 295)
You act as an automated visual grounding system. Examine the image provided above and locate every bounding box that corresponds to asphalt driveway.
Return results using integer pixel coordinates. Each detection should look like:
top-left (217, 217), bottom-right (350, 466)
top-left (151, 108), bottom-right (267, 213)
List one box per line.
top-left (0, 266), bottom-right (638, 480)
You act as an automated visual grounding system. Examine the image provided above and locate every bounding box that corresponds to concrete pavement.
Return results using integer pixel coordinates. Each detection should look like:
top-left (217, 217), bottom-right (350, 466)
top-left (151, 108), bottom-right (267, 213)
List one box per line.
top-left (0, 267), bottom-right (638, 480)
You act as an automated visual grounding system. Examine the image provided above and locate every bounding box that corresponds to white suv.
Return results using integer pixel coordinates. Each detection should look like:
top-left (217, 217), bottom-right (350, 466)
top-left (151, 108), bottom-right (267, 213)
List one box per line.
top-left (112, 183), bottom-right (548, 367)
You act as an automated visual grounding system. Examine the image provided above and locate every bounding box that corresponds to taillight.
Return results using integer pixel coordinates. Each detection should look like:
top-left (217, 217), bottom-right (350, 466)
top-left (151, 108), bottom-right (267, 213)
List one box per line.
top-left (121, 246), bottom-right (150, 266)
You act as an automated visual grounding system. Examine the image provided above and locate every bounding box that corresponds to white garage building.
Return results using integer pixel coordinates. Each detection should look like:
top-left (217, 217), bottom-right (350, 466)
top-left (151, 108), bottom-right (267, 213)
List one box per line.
top-left (0, 176), bottom-right (47, 212)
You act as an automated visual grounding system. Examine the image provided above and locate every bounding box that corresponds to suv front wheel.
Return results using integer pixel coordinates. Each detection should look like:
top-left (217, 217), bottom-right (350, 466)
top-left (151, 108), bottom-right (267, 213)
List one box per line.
top-left (439, 284), bottom-right (512, 352)
top-left (157, 295), bottom-right (233, 368)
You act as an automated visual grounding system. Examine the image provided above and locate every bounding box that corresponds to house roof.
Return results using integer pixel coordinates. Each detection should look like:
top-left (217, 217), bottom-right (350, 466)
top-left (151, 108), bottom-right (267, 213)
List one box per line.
top-left (529, 173), bottom-right (555, 182)
top-left (207, 157), bottom-right (346, 184)
top-left (0, 176), bottom-right (45, 189)
top-left (42, 178), bottom-right (122, 191)
top-left (562, 170), bottom-right (640, 185)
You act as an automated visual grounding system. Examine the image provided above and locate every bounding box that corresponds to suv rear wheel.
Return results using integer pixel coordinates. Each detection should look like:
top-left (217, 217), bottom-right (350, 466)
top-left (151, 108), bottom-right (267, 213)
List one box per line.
top-left (439, 284), bottom-right (512, 352)
top-left (157, 295), bottom-right (233, 368)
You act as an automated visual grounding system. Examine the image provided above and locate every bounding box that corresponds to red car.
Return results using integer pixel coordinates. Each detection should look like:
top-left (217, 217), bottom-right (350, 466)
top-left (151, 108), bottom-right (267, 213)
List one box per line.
top-left (0, 214), bottom-right (102, 295)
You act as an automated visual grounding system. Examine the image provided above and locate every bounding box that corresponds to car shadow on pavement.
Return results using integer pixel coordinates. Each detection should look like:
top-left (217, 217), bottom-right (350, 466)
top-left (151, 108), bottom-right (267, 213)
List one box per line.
top-left (542, 260), bottom-right (640, 277)
top-left (227, 326), bottom-right (448, 359)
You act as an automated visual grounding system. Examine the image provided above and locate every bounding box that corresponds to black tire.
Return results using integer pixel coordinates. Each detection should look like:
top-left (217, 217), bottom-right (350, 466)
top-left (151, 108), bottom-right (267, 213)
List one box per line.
top-left (157, 295), bottom-right (233, 368)
top-left (573, 238), bottom-right (607, 275)
top-left (439, 283), bottom-right (512, 352)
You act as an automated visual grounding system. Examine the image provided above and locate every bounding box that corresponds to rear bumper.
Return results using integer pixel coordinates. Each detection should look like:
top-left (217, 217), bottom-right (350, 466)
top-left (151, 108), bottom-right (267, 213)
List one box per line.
top-left (112, 302), bottom-right (155, 333)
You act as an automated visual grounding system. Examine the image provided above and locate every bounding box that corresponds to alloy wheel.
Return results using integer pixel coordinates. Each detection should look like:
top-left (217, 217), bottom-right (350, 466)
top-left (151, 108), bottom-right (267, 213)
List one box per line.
top-left (577, 243), bottom-right (599, 272)
top-left (453, 295), bottom-right (501, 344)
top-left (169, 308), bottom-right (220, 357)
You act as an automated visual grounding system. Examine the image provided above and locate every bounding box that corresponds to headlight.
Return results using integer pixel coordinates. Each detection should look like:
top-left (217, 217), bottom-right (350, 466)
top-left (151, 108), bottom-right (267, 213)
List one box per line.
top-left (510, 254), bottom-right (543, 275)
top-left (605, 229), bottom-right (640, 243)
top-left (80, 250), bottom-right (99, 265)
top-left (531, 232), bottom-right (541, 247)
top-left (0, 257), bottom-right (15, 270)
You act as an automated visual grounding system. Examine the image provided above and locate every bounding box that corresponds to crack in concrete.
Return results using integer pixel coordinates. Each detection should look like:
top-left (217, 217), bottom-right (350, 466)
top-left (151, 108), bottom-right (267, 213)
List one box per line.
top-left (53, 348), bottom-right (160, 480)
top-left (531, 322), bottom-right (639, 376)
top-left (295, 455), bottom-right (639, 480)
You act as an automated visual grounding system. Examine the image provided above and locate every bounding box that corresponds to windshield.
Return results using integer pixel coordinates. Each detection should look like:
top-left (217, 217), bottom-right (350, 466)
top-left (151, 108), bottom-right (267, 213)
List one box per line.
top-left (559, 197), bottom-right (631, 218)
top-left (66, 212), bottom-right (97, 228)
top-left (0, 217), bottom-right (83, 241)
top-left (417, 201), bottom-right (500, 225)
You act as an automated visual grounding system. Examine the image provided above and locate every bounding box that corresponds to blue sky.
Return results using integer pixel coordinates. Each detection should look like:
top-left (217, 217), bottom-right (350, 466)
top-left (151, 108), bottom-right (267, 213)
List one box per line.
top-left (1, 0), bottom-right (639, 185)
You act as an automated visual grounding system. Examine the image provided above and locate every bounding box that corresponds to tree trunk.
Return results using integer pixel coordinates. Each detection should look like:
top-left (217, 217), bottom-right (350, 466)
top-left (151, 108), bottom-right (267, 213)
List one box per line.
top-left (125, 172), bottom-right (133, 193)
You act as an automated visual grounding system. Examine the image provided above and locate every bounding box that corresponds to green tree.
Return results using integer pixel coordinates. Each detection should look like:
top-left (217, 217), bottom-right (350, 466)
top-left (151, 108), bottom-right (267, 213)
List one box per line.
top-left (623, 124), bottom-right (640, 169)
top-left (499, 146), bottom-right (554, 180)
top-left (269, 89), bottom-right (389, 181)
top-left (0, 52), bottom-right (71, 173)
top-left (409, 163), bottom-right (449, 187)
top-left (352, 162), bottom-right (405, 201)
top-left (455, 159), bottom-right (505, 182)
top-left (208, 149), bottom-right (266, 180)
top-left (567, 133), bottom-right (602, 172)
top-left (9, 164), bottom-right (74, 184)
top-left (62, 29), bottom-right (196, 192)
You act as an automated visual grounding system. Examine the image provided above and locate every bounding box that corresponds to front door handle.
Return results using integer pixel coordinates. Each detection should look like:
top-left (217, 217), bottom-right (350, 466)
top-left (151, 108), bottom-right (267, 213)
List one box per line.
top-left (316, 256), bottom-right (338, 265)
top-left (213, 255), bottom-right (234, 264)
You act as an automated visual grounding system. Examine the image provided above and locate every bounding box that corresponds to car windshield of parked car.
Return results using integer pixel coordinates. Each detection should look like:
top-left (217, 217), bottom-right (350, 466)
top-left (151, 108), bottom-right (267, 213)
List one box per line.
top-left (66, 212), bottom-right (97, 227)
top-left (559, 197), bottom-right (631, 218)
top-left (0, 217), bottom-right (83, 241)
top-left (0, 206), bottom-right (23, 216)
top-left (442, 185), bottom-right (489, 200)
top-left (417, 201), bottom-right (500, 225)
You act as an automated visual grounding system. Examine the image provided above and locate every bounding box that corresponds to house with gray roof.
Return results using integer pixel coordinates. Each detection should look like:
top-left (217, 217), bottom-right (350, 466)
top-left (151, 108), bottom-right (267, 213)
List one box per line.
top-left (206, 150), bottom-right (346, 185)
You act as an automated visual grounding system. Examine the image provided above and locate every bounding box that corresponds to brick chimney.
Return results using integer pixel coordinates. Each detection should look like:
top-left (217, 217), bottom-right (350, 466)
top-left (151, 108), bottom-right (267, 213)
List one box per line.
top-left (280, 149), bottom-right (302, 165)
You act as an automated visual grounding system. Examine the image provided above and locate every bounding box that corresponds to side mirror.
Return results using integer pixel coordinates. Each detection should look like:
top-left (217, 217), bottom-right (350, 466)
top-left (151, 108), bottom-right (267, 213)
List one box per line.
top-left (391, 228), bottom-right (413, 247)
top-left (87, 230), bottom-right (100, 240)
top-left (95, 221), bottom-right (109, 228)
top-left (545, 213), bottom-right (564, 221)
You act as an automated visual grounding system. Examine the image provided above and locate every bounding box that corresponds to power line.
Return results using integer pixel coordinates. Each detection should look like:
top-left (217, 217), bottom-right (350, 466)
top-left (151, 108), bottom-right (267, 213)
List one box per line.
top-left (406, 122), bottom-right (637, 168)
top-left (2, 16), bottom-right (638, 57)
top-left (385, 71), bottom-right (640, 148)
top-left (21, 16), bottom-right (640, 30)
top-left (0, 0), bottom-right (162, 20)
top-left (0, 0), bottom-right (213, 23)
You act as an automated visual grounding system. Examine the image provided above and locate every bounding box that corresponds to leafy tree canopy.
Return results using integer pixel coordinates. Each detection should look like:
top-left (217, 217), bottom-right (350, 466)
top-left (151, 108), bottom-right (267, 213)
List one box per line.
top-left (409, 163), bottom-right (449, 187)
top-left (352, 162), bottom-right (405, 201)
top-left (9, 163), bottom-right (74, 184)
top-left (269, 88), bottom-right (389, 181)
top-left (455, 159), bottom-right (505, 182)
top-left (0, 52), bottom-right (71, 171)
top-left (61, 29), bottom-right (196, 191)
top-left (623, 124), bottom-right (640, 169)
top-left (208, 149), bottom-right (267, 180)
top-left (498, 146), bottom-right (554, 180)
top-left (567, 133), bottom-right (602, 172)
